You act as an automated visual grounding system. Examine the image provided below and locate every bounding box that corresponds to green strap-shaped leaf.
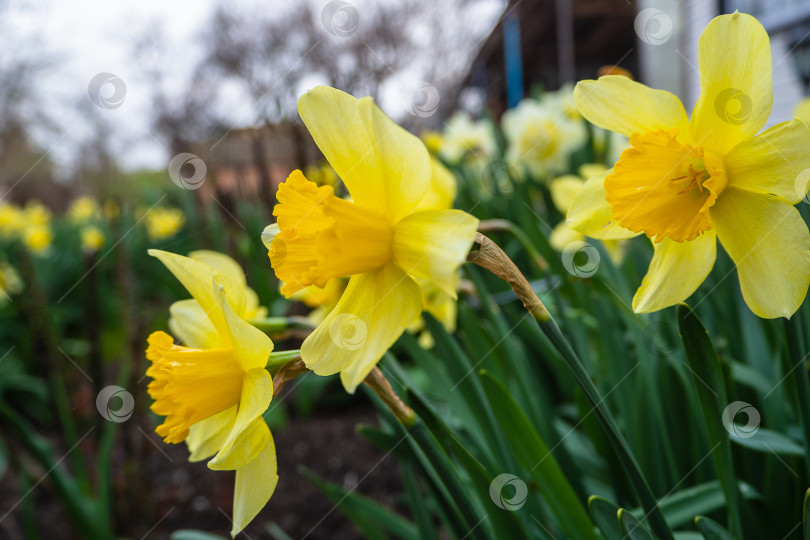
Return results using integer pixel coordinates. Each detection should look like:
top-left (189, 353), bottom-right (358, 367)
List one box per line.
top-left (729, 427), bottom-right (805, 456)
top-left (618, 508), bottom-right (657, 540)
top-left (694, 516), bottom-right (736, 540)
top-left (588, 496), bottom-right (623, 540)
top-left (678, 304), bottom-right (743, 537)
top-left (803, 488), bottom-right (810, 540)
top-left (480, 371), bottom-right (598, 540)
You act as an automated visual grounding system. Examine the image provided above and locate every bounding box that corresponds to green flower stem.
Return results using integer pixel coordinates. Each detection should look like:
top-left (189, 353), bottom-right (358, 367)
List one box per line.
top-left (467, 232), bottom-right (675, 540)
top-left (250, 316), bottom-right (316, 335)
top-left (265, 349), bottom-right (301, 373)
top-left (784, 312), bottom-right (810, 478)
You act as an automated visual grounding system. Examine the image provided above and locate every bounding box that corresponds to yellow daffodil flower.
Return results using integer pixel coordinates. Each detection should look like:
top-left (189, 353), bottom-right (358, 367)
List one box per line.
top-left (167, 250), bottom-right (268, 346)
top-left (570, 13), bottom-right (810, 318)
top-left (549, 164), bottom-right (631, 265)
top-left (23, 200), bottom-right (51, 226)
top-left (23, 224), bottom-right (52, 254)
top-left (68, 196), bottom-right (101, 223)
top-left (80, 226), bottom-right (105, 253)
top-left (264, 86), bottom-right (479, 392)
top-left (502, 95), bottom-right (586, 178)
top-left (794, 97), bottom-right (810, 126)
top-left (303, 162), bottom-right (339, 187)
top-left (145, 207), bottom-right (185, 241)
top-left (420, 131), bottom-right (444, 155)
top-left (146, 250), bottom-right (278, 535)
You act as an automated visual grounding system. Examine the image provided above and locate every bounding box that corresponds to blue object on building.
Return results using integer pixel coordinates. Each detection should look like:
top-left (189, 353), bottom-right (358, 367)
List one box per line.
top-left (503, 10), bottom-right (524, 108)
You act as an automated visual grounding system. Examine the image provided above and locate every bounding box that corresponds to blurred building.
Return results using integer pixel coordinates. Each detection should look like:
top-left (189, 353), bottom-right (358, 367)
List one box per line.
top-left (466, 0), bottom-right (809, 125)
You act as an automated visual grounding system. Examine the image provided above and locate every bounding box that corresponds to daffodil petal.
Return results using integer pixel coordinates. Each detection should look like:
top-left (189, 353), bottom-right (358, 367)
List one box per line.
top-left (301, 263), bottom-right (421, 393)
top-left (566, 170), bottom-right (641, 240)
top-left (690, 13), bottom-right (772, 155)
top-left (710, 188), bottom-right (810, 318)
top-left (633, 231), bottom-right (717, 313)
top-left (549, 223), bottom-right (584, 252)
top-left (573, 75), bottom-right (689, 138)
top-left (231, 434), bottom-right (278, 537)
top-left (392, 210), bottom-right (478, 297)
top-left (189, 250), bottom-right (247, 286)
top-left (186, 405), bottom-right (237, 462)
top-left (149, 250), bottom-right (246, 339)
top-left (724, 119), bottom-right (810, 204)
top-left (415, 158), bottom-right (457, 212)
top-left (213, 276), bottom-right (274, 371)
top-left (298, 86), bottom-right (430, 221)
top-left (209, 370), bottom-right (273, 470)
top-left (549, 175), bottom-right (584, 214)
top-left (168, 299), bottom-right (222, 350)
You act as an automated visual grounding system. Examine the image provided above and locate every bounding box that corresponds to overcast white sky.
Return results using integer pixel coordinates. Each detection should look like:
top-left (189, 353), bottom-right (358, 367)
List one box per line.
top-left (1, 0), bottom-right (503, 175)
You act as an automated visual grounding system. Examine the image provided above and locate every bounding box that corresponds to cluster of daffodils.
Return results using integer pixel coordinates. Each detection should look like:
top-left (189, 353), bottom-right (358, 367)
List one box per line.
top-left (0, 200), bottom-right (54, 255)
top-left (68, 196), bottom-right (106, 253)
top-left (143, 12), bottom-right (810, 535)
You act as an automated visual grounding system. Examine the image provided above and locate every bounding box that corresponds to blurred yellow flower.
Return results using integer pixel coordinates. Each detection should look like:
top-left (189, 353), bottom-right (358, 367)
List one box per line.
top-left (549, 165), bottom-right (632, 265)
top-left (502, 96), bottom-right (586, 178)
top-left (145, 207), bottom-right (185, 241)
top-left (23, 200), bottom-right (51, 226)
top-left (264, 86), bottom-right (478, 392)
top-left (146, 250), bottom-right (277, 535)
top-left (287, 278), bottom-right (347, 326)
top-left (0, 203), bottom-right (23, 238)
top-left (24, 224), bottom-right (52, 254)
top-left (81, 226), bottom-right (105, 253)
top-left (303, 162), bottom-right (339, 187)
top-left (103, 200), bottom-right (120, 221)
top-left (439, 111), bottom-right (497, 165)
top-left (68, 196), bottom-right (101, 223)
top-left (572, 13), bottom-right (810, 317)
top-left (0, 260), bottom-right (22, 305)
top-left (420, 131), bottom-right (444, 155)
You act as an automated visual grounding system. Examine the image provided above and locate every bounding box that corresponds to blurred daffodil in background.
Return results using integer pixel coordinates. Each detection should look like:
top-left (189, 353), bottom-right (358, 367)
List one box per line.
top-left (438, 111), bottom-right (497, 166)
top-left (549, 164), bottom-right (633, 265)
top-left (80, 226), bottom-right (105, 253)
top-left (68, 196), bottom-right (101, 224)
top-left (146, 249), bottom-right (278, 535)
top-left (571, 12), bottom-right (810, 318)
top-left (502, 93), bottom-right (586, 179)
top-left (264, 86), bottom-right (478, 392)
top-left (144, 206), bottom-right (185, 241)
top-left (0, 260), bottom-right (22, 305)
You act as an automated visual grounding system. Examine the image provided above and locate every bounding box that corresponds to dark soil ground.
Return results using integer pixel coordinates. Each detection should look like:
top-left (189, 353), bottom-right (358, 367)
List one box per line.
top-left (0, 391), bottom-right (405, 540)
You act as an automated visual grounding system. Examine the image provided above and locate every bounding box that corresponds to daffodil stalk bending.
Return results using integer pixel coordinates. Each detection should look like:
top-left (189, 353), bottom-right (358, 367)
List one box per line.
top-left (263, 86), bottom-right (479, 392)
top-left (145, 250), bottom-right (279, 536)
top-left (569, 12), bottom-right (810, 318)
